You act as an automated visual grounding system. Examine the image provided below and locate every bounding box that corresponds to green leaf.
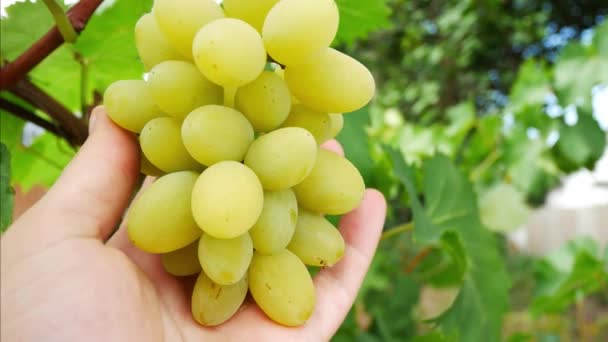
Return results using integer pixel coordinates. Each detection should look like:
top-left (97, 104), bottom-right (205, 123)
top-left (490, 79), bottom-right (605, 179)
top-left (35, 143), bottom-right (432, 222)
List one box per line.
top-left (531, 237), bottom-right (608, 315)
top-left (0, 0), bottom-right (66, 60)
top-left (334, 0), bottom-right (392, 45)
top-left (74, 0), bottom-right (153, 98)
top-left (553, 21), bottom-right (608, 108)
top-left (388, 150), bottom-right (510, 341)
top-left (337, 107), bottom-right (374, 184)
top-left (509, 59), bottom-right (551, 111)
top-left (478, 182), bottom-right (531, 233)
top-left (409, 332), bottom-right (456, 342)
top-left (552, 114), bottom-right (606, 172)
top-left (0, 111), bottom-right (25, 151)
top-left (11, 132), bottom-right (75, 191)
top-left (0, 143), bottom-right (14, 232)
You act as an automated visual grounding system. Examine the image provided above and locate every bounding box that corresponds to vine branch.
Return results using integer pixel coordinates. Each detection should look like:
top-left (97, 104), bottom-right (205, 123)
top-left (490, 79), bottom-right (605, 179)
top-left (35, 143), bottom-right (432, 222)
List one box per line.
top-left (42, 0), bottom-right (78, 43)
top-left (0, 0), bottom-right (103, 90)
top-left (0, 98), bottom-right (64, 139)
top-left (10, 79), bottom-right (88, 146)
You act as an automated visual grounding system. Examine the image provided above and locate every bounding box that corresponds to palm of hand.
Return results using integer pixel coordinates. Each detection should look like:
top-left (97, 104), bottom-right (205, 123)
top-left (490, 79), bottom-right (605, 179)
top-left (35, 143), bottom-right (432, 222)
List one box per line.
top-left (0, 109), bottom-right (386, 342)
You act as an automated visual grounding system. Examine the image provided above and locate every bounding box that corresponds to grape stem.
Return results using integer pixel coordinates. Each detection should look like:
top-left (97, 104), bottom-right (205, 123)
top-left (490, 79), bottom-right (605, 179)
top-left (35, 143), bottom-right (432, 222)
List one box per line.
top-left (41, 0), bottom-right (78, 43)
top-left (380, 222), bottom-right (414, 241)
top-left (224, 86), bottom-right (237, 108)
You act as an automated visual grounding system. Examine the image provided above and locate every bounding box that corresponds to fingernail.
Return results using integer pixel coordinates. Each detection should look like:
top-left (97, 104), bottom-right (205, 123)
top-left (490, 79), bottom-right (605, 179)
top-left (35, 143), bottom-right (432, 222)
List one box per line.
top-left (88, 112), bottom-right (97, 134)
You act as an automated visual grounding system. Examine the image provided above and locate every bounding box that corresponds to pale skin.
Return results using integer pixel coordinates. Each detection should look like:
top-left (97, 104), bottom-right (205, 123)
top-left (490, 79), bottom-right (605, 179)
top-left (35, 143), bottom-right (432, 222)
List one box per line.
top-left (0, 107), bottom-right (387, 342)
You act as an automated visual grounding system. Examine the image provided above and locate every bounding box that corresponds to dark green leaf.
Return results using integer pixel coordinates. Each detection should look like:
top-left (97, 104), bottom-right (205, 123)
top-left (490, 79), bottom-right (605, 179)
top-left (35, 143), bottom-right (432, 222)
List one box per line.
top-left (0, 143), bottom-right (14, 232)
top-left (388, 149), bottom-right (510, 341)
top-left (531, 237), bottom-right (607, 315)
top-left (552, 114), bottom-right (606, 172)
top-left (337, 107), bottom-right (374, 184)
top-left (334, 0), bottom-right (392, 45)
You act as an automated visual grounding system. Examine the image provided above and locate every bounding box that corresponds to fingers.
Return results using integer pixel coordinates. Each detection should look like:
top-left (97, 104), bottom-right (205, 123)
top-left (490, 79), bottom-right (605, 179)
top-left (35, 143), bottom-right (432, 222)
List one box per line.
top-left (307, 189), bottom-right (386, 340)
top-left (6, 107), bottom-right (139, 252)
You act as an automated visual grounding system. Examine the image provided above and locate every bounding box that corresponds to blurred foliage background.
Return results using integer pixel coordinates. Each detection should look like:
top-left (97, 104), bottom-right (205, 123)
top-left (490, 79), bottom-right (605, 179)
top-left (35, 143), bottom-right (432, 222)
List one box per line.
top-left (1, 0), bottom-right (607, 341)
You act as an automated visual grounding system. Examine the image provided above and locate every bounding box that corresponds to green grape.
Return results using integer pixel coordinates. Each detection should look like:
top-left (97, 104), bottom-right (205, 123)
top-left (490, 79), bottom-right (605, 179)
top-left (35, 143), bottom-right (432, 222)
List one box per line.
top-left (244, 127), bottom-right (317, 191)
top-left (104, 80), bottom-right (164, 133)
top-left (285, 48), bottom-right (375, 113)
top-left (148, 61), bottom-right (222, 119)
top-left (235, 71), bottom-right (291, 132)
top-left (182, 105), bottom-right (254, 166)
top-left (127, 172), bottom-right (202, 253)
top-left (223, 0), bottom-right (280, 32)
top-left (198, 233), bottom-right (253, 285)
top-left (293, 149), bottom-right (365, 215)
top-left (249, 250), bottom-right (315, 326)
top-left (140, 117), bottom-right (201, 173)
top-left (262, 0), bottom-right (338, 66)
top-left (139, 153), bottom-right (164, 177)
top-left (191, 272), bottom-right (248, 326)
top-left (280, 104), bottom-right (331, 144)
top-left (192, 18), bottom-right (266, 87)
top-left (191, 161), bottom-right (264, 239)
top-left (161, 241), bottom-right (201, 276)
top-left (134, 13), bottom-right (187, 70)
top-left (287, 209), bottom-right (344, 267)
top-left (249, 189), bottom-right (298, 255)
top-left (154, 0), bottom-right (224, 58)
top-left (326, 113), bottom-right (344, 140)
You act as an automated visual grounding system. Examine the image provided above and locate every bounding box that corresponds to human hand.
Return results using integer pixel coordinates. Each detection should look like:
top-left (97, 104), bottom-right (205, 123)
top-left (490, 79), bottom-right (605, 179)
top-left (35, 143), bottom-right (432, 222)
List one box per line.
top-left (0, 107), bottom-right (387, 342)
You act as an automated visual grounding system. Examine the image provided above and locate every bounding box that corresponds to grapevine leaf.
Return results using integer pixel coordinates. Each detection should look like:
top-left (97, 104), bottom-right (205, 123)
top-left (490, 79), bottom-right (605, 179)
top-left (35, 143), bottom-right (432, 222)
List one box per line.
top-left (74, 0), bottom-right (153, 97)
top-left (0, 143), bottom-right (14, 232)
top-left (552, 114), bottom-right (606, 172)
top-left (388, 150), bottom-right (510, 341)
top-left (553, 21), bottom-right (608, 108)
top-left (531, 237), bottom-right (608, 315)
top-left (509, 59), bottom-right (551, 111)
top-left (11, 132), bottom-right (75, 191)
top-left (334, 0), bottom-right (392, 46)
top-left (478, 182), bottom-right (531, 233)
top-left (337, 107), bottom-right (374, 184)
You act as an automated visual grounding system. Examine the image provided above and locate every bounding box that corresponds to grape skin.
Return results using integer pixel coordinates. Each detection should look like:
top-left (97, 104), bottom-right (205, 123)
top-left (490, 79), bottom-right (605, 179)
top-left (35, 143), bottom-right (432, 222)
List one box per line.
top-left (191, 161), bottom-right (264, 239)
top-left (182, 105), bottom-right (254, 166)
top-left (161, 241), bottom-right (201, 277)
top-left (191, 272), bottom-right (248, 326)
top-left (223, 0), bottom-right (280, 33)
top-left (249, 250), bottom-right (315, 326)
top-left (198, 233), bottom-right (253, 285)
top-left (104, 80), bottom-right (164, 133)
top-left (280, 104), bottom-right (331, 144)
top-left (249, 189), bottom-right (298, 255)
top-left (127, 172), bottom-right (201, 253)
top-left (135, 13), bottom-right (188, 70)
top-left (245, 127), bottom-right (318, 191)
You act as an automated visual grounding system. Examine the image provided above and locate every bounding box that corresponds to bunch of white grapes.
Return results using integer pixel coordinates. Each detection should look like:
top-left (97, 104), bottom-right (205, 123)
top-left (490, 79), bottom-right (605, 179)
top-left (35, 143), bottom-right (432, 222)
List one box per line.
top-left (103, 0), bottom-right (375, 327)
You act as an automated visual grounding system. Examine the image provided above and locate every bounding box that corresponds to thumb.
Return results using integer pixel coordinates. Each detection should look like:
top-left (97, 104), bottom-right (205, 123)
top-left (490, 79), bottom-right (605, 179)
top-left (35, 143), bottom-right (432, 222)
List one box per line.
top-left (5, 106), bottom-right (140, 254)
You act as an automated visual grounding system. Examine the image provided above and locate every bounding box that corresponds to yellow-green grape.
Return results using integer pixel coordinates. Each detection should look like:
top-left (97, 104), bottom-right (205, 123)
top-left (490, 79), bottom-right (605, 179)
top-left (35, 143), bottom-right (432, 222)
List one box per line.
top-left (280, 104), bottom-right (331, 144)
top-left (223, 0), bottom-right (280, 32)
top-left (249, 250), bottom-right (315, 326)
top-left (140, 117), bottom-right (201, 173)
top-left (154, 0), bottom-right (224, 58)
top-left (148, 61), bottom-right (222, 119)
top-left (249, 189), bottom-right (298, 255)
top-left (127, 172), bottom-right (201, 253)
top-left (198, 233), bottom-right (253, 285)
top-left (139, 153), bottom-right (164, 177)
top-left (191, 272), bottom-right (248, 326)
top-left (285, 48), bottom-right (375, 113)
top-left (244, 127), bottom-right (317, 190)
top-left (326, 113), bottom-right (344, 140)
top-left (191, 161), bottom-right (264, 239)
top-left (135, 13), bottom-right (187, 70)
top-left (287, 209), bottom-right (345, 267)
top-left (262, 0), bottom-right (338, 66)
top-left (192, 18), bottom-right (266, 87)
top-left (104, 80), bottom-right (164, 133)
top-left (182, 105), bottom-right (254, 166)
top-left (293, 149), bottom-right (365, 215)
top-left (235, 71), bottom-right (291, 132)
top-left (161, 241), bottom-right (201, 276)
